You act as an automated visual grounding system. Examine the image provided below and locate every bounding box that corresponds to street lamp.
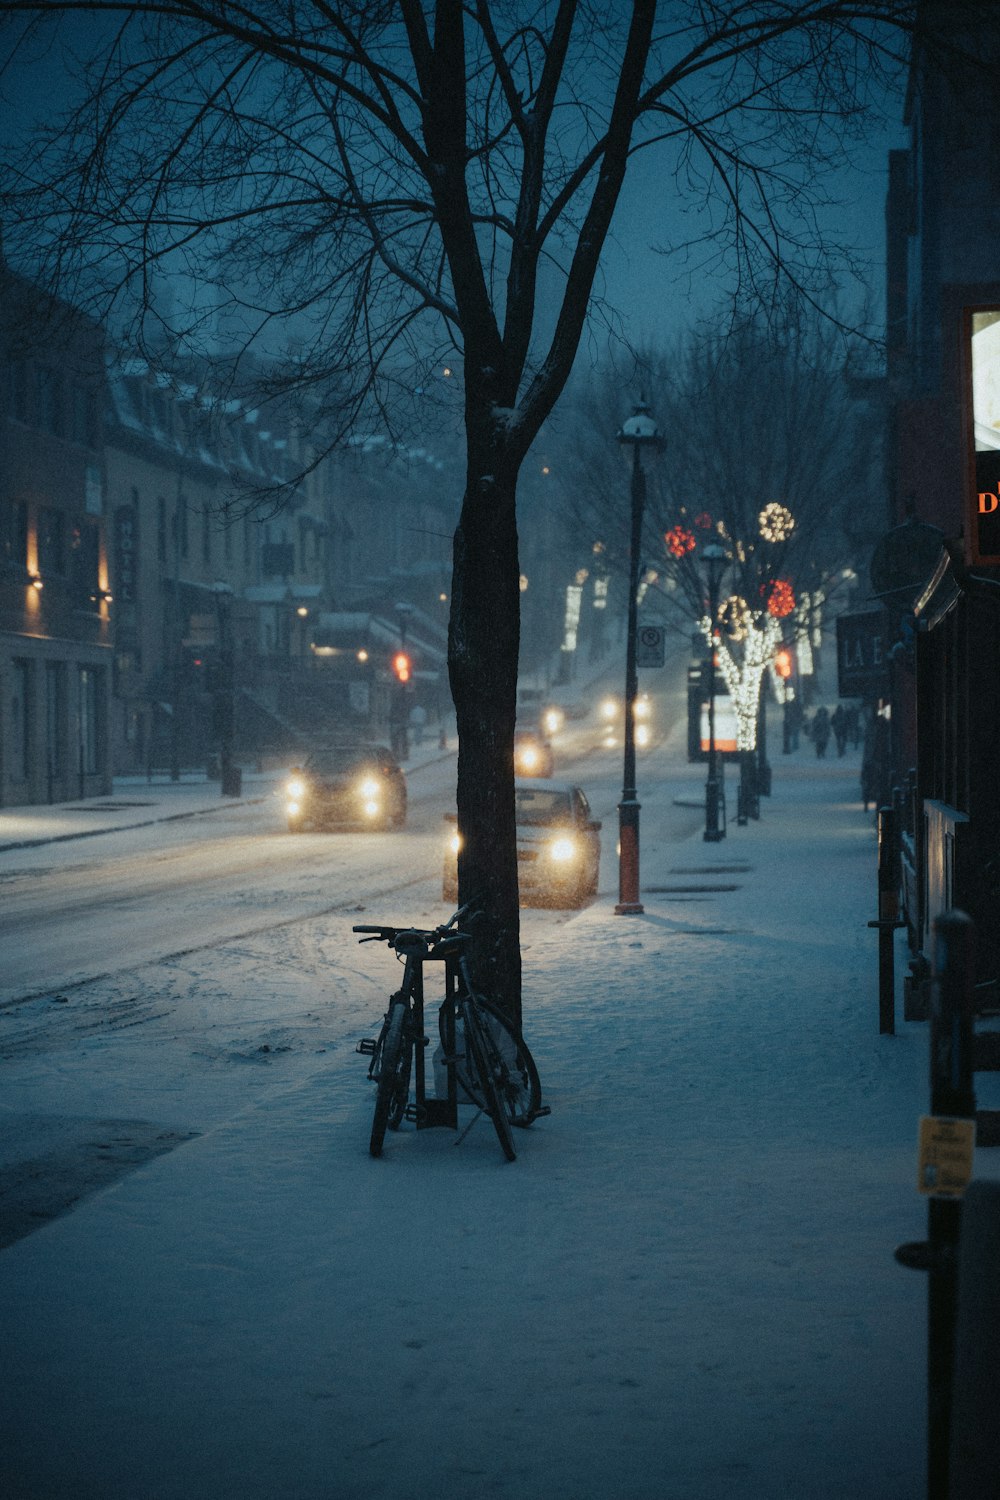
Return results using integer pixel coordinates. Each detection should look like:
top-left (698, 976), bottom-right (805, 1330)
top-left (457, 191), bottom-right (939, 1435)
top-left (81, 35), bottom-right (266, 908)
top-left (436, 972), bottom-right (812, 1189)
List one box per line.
top-left (701, 541), bottom-right (729, 842)
top-left (615, 397), bottom-right (664, 916)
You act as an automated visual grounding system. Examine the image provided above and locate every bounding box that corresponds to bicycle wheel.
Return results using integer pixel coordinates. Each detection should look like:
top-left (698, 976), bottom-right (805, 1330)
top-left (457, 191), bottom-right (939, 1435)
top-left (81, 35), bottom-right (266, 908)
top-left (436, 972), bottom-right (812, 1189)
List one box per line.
top-left (369, 1002), bottom-right (410, 1158)
top-left (440, 996), bottom-right (541, 1124)
top-left (461, 1001), bottom-right (516, 1162)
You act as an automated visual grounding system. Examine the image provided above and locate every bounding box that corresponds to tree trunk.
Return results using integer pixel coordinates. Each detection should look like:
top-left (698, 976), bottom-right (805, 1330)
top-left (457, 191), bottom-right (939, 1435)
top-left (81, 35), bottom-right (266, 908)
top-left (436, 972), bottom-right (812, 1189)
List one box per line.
top-left (448, 439), bottom-right (522, 1029)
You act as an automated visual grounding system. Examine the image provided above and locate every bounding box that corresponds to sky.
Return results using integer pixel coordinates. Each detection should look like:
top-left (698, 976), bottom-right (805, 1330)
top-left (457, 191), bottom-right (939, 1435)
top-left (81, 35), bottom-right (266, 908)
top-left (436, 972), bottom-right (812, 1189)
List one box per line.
top-left (0, 7), bottom-right (911, 363)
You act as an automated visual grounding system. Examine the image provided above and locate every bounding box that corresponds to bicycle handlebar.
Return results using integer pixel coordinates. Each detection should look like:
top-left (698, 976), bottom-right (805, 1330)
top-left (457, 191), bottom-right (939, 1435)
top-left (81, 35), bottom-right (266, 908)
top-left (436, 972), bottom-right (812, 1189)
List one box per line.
top-left (352, 901), bottom-right (484, 952)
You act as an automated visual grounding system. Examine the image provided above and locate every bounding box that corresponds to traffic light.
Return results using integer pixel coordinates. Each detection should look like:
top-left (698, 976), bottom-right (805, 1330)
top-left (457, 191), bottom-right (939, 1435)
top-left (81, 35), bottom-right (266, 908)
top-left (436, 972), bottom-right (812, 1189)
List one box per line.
top-left (774, 645), bottom-right (794, 680)
top-left (392, 651), bottom-right (411, 683)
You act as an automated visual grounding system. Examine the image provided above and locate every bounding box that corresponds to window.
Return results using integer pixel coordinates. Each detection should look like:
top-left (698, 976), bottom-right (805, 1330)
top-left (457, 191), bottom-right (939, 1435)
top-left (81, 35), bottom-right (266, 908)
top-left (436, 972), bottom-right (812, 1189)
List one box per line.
top-left (46, 661), bottom-right (65, 776)
top-left (9, 361), bottom-right (28, 423)
top-left (36, 367), bottom-right (63, 435)
top-left (71, 386), bottom-right (98, 448)
top-left (0, 500), bottom-right (28, 570)
top-left (11, 659), bottom-right (31, 781)
top-left (174, 498), bottom-right (189, 560)
top-left (69, 518), bottom-right (100, 606)
top-left (78, 667), bottom-right (102, 776)
top-left (37, 507), bottom-right (65, 575)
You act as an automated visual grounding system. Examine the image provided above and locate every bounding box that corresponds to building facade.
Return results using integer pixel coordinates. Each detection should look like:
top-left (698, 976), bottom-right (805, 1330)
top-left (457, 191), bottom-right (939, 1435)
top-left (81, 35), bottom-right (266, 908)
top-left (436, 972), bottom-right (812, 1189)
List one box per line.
top-left (0, 269), bottom-right (113, 806)
top-left (882, 2), bottom-right (1000, 1006)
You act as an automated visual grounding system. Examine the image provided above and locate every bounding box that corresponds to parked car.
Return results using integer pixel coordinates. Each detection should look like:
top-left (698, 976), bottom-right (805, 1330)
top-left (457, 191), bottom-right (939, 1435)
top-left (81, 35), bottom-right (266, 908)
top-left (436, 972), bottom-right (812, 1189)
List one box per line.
top-left (443, 778), bottom-right (601, 908)
top-left (284, 745), bottom-right (407, 832)
top-left (514, 725), bottom-right (555, 778)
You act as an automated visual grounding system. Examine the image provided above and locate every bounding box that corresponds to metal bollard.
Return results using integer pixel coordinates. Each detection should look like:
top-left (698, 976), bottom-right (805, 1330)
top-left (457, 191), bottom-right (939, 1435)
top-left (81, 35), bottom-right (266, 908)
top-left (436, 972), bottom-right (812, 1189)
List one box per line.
top-left (895, 910), bottom-right (977, 1500)
top-left (868, 804), bottom-right (904, 1034)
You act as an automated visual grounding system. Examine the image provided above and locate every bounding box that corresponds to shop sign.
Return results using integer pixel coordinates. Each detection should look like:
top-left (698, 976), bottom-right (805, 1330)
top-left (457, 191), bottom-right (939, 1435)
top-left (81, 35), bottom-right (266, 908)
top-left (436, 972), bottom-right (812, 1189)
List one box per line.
top-left (965, 306), bottom-right (1000, 565)
top-left (836, 608), bottom-right (889, 699)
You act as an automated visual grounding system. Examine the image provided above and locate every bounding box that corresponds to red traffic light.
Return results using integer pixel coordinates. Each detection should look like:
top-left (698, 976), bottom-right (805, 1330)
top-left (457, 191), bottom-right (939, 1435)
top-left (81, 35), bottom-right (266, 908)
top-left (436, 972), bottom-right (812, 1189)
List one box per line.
top-left (393, 651), bottom-right (411, 683)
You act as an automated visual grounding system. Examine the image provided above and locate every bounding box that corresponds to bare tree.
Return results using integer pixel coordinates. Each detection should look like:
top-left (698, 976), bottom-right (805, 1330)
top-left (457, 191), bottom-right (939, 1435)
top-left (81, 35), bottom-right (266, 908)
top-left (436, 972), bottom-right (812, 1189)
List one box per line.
top-left (0, 1), bottom-right (916, 1021)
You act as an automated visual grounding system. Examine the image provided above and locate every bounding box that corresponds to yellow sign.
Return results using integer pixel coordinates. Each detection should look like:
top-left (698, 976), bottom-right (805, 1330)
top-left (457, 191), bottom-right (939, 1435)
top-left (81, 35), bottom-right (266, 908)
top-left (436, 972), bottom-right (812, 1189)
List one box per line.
top-left (917, 1115), bottom-right (975, 1197)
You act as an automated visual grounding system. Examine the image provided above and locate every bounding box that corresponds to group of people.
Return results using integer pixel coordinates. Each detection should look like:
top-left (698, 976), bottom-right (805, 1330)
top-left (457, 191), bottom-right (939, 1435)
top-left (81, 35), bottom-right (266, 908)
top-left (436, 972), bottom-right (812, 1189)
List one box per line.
top-left (797, 699), bottom-right (891, 812)
top-left (805, 702), bottom-right (861, 759)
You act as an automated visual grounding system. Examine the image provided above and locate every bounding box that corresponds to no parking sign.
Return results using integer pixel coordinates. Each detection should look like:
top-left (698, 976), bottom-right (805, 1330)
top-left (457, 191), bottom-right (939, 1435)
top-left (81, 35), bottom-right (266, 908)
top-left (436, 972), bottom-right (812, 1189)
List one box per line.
top-left (636, 626), bottom-right (665, 668)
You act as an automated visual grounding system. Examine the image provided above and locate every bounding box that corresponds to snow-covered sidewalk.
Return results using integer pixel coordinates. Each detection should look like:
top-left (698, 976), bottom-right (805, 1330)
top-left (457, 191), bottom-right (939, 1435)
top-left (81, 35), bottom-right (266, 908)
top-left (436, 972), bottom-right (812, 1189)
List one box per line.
top-left (1, 752), bottom-right (989, 1499)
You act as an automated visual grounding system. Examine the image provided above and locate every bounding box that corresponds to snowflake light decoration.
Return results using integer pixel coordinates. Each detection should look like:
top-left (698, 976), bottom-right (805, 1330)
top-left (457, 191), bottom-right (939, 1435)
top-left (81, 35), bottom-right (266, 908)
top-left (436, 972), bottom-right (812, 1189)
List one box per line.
top-left (664, 524), bottom-right (696, 559)
top-left (758, 502), bottom-right (795, 542)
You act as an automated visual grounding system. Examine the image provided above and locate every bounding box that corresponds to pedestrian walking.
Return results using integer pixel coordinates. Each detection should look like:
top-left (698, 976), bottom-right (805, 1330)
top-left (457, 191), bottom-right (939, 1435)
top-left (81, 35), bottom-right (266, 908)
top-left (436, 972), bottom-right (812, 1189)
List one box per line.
top-left (831, 703), bottom-right (848, 757)
top-left (812, 705), bottom-right (831, 758)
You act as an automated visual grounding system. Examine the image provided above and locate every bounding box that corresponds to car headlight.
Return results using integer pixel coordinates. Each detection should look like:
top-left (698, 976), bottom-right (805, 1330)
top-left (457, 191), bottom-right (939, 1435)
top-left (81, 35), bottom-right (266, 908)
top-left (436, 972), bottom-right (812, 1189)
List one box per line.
top-left (636, 723), bottom-right (651, 747)
top-left (286, 778), bottom-right (306, 799)
top-left (600, 697), bottom-right (617, 721)
top-left (358, 777), bottom-right (380, 799)
top-left (518, 746), bottom-right (539, 769)
top-left (548, 836), bottom-right (578, 863)
top-left (450, 832), bottom-right (462, 854)
top-left (362, 800), bottom-right (381, 818)
top-left (543, 708), bottom-right (564, 734)
top-left (635, 698), bottom-right (651, 719)
top-left (287, 800), bottom-right (301, 817)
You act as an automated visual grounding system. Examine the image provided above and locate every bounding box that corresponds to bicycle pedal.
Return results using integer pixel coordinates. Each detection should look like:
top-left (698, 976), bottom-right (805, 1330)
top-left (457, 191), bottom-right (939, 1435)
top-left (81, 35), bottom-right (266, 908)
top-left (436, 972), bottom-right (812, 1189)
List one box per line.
top-left (404, 1102), bottom-right (424, 1123)
top-left (356, 1038), bottom-right (378, 1055)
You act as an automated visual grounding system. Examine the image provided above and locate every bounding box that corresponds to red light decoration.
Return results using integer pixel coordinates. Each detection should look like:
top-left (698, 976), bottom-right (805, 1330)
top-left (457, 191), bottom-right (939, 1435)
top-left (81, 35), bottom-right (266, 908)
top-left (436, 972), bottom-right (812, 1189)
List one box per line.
top-left (693, 511), bottom-right (713, 530)
top-left (664, 524), bottom-right (696, 559)
top-left (764, 579), bottom-right (796, 618)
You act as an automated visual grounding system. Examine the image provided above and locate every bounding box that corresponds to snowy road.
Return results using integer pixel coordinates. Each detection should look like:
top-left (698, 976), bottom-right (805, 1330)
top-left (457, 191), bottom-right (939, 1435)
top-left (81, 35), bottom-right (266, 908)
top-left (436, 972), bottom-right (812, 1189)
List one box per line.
top-left (0, 766), bottom-right (456, 1006)
top-left (0, 656), bottom-right (699, 1015)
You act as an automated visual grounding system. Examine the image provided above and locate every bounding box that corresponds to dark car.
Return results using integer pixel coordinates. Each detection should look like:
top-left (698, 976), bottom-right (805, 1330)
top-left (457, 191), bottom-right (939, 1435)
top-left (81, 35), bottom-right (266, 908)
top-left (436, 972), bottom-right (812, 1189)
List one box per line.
top-left (443, 778), bottom-right (601, 908)
top-left (284, 745), bottom-right (407, 832)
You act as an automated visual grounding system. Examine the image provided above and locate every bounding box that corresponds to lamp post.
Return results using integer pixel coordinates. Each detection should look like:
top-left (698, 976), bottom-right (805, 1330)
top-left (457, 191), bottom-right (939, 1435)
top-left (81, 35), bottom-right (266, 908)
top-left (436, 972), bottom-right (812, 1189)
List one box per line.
top-left (701, 541), bottom-right (728, 843)
top-left (615, 398), bottom-right (663, 916)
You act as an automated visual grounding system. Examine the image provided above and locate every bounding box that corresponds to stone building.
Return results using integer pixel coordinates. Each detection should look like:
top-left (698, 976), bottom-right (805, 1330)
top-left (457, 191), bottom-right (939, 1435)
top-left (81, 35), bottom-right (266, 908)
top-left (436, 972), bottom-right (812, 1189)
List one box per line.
top-left (0, 266), bottom-right (113, 806)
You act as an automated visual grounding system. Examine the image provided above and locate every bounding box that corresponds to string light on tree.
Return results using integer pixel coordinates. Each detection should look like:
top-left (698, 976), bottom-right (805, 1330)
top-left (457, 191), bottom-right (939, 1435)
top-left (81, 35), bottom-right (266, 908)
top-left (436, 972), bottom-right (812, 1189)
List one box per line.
top-left (764, 578), bottom-right (796, 618)
top-left (758, 502), bottom-right (795, 542)
top-left (698, 612), bottom-right (781, 752)
top-left (719, 594), bottom-right (751, 640)
top-left (665, 524), bottom-right (696, 559)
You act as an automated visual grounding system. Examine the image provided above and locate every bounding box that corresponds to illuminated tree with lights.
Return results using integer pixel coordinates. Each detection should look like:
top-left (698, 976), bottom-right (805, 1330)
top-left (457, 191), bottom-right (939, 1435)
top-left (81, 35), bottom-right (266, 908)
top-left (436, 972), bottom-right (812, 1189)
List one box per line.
top-left (553, 301), bottom-right (883, 786)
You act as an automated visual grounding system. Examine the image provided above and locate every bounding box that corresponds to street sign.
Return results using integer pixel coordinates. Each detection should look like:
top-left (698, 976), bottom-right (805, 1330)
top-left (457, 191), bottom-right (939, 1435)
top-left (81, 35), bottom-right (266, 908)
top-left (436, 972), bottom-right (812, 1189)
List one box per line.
top-left (636, 625), bottom-right (665, 668)
top-left (917, 1114), bottom-right (975, 1197)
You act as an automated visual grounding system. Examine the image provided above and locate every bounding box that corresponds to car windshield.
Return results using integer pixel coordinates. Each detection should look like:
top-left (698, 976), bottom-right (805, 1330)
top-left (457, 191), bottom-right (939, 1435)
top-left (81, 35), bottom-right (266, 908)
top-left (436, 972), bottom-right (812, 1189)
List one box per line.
top-left (306, 748), bottom-right (378, 776)
top-left (515, 788), bottom-right (572, 824)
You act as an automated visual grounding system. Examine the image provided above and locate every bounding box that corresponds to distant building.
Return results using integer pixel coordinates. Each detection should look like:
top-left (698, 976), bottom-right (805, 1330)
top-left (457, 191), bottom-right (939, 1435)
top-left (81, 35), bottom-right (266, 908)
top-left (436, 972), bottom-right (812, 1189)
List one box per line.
top-left (0, 265), bottom-right (113, 806)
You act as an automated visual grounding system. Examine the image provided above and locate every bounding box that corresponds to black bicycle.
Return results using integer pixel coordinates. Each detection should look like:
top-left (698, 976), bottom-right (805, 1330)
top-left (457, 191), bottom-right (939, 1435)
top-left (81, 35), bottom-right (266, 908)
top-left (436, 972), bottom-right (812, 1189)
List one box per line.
top-left (355, 906), bottom-right (544, 1161)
